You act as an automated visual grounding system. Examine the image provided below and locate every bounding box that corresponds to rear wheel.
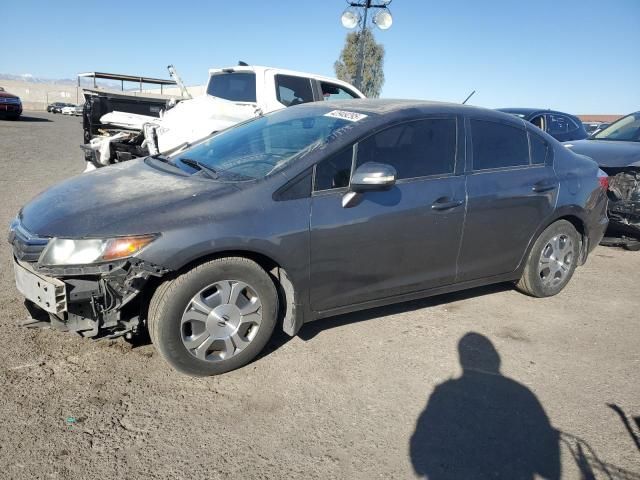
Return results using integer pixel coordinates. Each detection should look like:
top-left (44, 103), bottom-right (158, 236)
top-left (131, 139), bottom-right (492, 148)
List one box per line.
top-left (516, 220), bottom-right (580, 297)
top-left (148, 257), bottom-right (278, 376)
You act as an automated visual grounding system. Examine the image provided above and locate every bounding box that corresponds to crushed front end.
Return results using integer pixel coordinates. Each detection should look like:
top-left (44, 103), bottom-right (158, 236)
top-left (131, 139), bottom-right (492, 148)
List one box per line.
top-left (8, 219), bottom-right (168, 339)
top-left (601, 167), bottom-right (640, 250)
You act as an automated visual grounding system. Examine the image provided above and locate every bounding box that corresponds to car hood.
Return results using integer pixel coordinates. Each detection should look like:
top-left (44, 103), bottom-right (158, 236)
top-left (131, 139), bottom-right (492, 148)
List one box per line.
top-left (563, 139), bottom-right (640, 168)
top-left (0, 91), bottom-right (19, 99)
top-left (20, 159), bottom-right (240, 238)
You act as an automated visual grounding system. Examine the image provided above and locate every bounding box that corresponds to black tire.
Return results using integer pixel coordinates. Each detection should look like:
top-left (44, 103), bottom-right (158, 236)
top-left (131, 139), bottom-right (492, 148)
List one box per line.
top-left (516, 220), bottom-right (580, 298)
top-left (620, 236), bottom-right (640, 251)
top-left (624, 241), bottom-right (640, 252)
top-left (148, 257), bottom-right (278, 376)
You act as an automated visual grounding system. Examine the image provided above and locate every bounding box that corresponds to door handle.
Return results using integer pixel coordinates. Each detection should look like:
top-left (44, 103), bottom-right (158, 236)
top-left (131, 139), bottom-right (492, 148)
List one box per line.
top-left (532, 183), bottom-right (557, 193)
top-left (431, 199), bottom-right (463, 211)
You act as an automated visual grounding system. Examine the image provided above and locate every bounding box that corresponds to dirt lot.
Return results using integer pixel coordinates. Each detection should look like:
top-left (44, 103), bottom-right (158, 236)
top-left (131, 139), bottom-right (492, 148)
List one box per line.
top-left (0, 113), bottom-right (639, 479)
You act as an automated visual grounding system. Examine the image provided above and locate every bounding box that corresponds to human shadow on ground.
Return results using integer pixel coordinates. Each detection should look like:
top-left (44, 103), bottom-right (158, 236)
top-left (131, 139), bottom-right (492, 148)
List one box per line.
top-left (409, 332), bottom-right (561, 480)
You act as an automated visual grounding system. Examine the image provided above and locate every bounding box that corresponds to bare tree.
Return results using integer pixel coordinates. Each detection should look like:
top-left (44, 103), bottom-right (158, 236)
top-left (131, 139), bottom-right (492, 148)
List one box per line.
top-left (334, 28), bottom-right (385, 98)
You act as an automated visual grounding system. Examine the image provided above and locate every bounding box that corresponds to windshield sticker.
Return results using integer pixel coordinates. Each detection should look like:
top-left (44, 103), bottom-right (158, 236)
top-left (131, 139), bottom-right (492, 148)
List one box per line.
top-left (324, 110), bottom-right (368, 122)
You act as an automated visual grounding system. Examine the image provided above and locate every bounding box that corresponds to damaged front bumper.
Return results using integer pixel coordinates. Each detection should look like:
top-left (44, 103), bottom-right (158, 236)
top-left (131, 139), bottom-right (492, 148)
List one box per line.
top-left (14, 257), bottom-right (167, 339)
top-left (9, 225), bottom-right (168, 339)
top-left (603, 167), bottom-right (640, 249)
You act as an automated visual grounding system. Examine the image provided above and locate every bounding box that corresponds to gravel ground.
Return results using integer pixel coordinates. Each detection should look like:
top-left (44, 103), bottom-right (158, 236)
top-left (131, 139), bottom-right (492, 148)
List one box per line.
top-left (0, 112), bottom-right (639, 479)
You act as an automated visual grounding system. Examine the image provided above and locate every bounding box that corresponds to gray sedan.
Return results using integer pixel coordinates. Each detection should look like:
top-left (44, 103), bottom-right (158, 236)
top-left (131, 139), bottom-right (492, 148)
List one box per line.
top-left (9, 99), bottom-right (608, 376)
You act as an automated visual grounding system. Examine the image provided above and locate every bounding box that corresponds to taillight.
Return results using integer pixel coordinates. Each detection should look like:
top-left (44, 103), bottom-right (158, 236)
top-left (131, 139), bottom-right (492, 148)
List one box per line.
top-left (597, 169), bottom-right (609, 190)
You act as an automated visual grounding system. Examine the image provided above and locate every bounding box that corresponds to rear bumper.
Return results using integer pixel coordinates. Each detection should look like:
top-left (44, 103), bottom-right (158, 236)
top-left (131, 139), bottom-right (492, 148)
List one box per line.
top-left (607, 201), bottom-right (640, 237)
top-left (603, 167), bottom-right (640, 241)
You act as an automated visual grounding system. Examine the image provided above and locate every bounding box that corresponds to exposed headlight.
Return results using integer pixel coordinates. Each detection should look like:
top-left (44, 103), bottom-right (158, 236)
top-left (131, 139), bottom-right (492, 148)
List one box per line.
top-left (39, 235), bottom-right (157, 266)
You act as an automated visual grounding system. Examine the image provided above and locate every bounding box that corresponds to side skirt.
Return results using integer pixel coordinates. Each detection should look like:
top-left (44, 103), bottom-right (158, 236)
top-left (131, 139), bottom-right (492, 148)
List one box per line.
top-left (309, 272), bottom-right (521, 322)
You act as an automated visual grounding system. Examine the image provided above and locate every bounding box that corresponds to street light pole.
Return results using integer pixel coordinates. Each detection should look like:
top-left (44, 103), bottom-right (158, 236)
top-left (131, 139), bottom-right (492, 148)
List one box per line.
top-left (353, 0), bottom-right (371, 91)
top-left (340, 0), bottom-right (393, 92)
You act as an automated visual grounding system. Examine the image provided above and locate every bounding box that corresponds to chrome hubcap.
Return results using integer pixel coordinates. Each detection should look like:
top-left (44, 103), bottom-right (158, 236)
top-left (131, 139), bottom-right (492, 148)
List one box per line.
top-left (538, 234), bottom-right (573, 288)
top-left (181, 280), bottom-right (262, 362)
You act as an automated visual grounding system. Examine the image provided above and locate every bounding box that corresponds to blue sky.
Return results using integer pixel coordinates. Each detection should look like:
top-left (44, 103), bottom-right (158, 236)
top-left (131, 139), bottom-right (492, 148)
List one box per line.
top-left (2, 0), bottom-right (639, 113)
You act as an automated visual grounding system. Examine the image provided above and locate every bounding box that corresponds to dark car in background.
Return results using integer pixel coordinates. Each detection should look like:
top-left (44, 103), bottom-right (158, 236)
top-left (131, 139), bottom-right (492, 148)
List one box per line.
top-left (0, 87), bottom-right (22, 120)
top-left (47, 102), bottom-right (73, 113)
top-left (499, 108), bottom-right (588, 142)
top-left (583, 121), bottom-right (611, 136)
top-left (564, 111), bottom-right (640, 250)
top-left (9, 100), bottom-right (608, 376)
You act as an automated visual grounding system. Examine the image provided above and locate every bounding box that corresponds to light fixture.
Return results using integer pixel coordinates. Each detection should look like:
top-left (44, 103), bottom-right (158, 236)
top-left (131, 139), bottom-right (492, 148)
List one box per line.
top-left (341, 8), bottom-right (360, 29)
top-left (373, 9), bottom-right (393, 30)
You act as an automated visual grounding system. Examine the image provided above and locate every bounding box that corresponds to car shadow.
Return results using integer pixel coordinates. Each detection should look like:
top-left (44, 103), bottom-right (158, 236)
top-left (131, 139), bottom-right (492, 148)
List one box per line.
top-left (298, 282), bottom-right (512, 341)
top-left (258, 282), bottom-right (513, 359)
top-left (15, 115), bottom-right (52, 123)
top-left (409, 332), bottom-right (561, 479)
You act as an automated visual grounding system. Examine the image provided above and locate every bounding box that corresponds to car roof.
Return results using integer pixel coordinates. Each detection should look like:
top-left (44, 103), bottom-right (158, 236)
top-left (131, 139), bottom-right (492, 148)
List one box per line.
top-left (207, 65), bottom-right (366, 98)
top-left (292, 98), bottom-right (521, 122)
top-left (208, 65), bottom-right (348, 84)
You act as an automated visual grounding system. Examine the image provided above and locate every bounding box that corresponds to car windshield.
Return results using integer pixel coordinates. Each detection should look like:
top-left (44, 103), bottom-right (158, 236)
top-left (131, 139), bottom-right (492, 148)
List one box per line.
top-left (169, 107), bottom-right (353, 180)
top-left (592, 113), bottom-right (640, 142)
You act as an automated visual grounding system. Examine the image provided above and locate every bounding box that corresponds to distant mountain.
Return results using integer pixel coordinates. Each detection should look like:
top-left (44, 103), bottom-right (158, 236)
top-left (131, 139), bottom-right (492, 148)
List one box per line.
top-left (0, 73), bottom-right (76, 85)
top-left (0, 73), bottom-right (119, 88)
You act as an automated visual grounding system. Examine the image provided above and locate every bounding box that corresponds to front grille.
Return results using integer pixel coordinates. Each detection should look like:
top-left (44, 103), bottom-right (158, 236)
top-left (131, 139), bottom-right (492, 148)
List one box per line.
top-left (9, 221), bottom-right (49, 263)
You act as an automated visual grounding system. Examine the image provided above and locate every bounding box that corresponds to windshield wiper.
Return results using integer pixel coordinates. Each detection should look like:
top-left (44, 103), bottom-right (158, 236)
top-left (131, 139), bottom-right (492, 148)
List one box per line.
top-left (179, 158), bottom-right (219, 179)
top-left (150, 153), bottom-right (171, 163)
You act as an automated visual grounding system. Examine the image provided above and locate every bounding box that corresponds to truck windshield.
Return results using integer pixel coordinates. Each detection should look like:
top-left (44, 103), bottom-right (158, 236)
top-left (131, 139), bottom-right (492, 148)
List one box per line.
top-left (171, 107), bottom-right (352, 180)
top-left (207, 72), bottom-right (257, 102)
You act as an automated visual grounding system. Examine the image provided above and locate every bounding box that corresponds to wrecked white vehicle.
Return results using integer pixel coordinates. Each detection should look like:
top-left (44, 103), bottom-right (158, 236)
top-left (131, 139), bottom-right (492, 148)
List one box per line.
top-left (565, 111), bottom-right (640, 250)
top-left (80, 71), bottom-right (185, 164)
top-left (81, 65), bottom-right (365, 168)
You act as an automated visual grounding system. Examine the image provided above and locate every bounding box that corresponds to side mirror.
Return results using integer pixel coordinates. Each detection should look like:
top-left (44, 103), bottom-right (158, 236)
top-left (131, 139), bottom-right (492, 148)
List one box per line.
top-left (350, 162), bottom-right (397, 192)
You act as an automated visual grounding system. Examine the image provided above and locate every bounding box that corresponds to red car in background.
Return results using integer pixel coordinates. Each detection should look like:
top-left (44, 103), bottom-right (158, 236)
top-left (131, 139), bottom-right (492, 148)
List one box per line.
top-left (0, 87), bottom-right (22, 120)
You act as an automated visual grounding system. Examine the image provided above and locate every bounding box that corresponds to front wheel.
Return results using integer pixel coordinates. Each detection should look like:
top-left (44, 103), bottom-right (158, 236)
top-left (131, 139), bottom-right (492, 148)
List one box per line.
top-left (148, 257), bottom-right (278, 376)
top-left (516, 220), bottom-right (580, 298)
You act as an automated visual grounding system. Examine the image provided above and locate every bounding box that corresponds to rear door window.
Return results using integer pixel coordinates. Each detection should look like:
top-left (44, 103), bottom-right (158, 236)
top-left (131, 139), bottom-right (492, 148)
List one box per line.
top-left (530, 114), bottom-right (545, 131)
top-left (207, 73), bottom-right (257, 102)
top-left (547, 114), bottom-right (578, 135)
top-left (471, 120), bottom-right (529, 170)
top-left (320, 82), bottom-right (359, 101)
top-left (275, 75), bottom-right (315, 107)
top-left (356, 118), bottom-right (457, 179)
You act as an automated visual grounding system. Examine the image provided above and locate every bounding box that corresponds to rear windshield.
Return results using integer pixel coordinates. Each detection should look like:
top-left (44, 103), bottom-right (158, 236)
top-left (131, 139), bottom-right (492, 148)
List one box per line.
top-left (207, 72), bottom-right (257, 102)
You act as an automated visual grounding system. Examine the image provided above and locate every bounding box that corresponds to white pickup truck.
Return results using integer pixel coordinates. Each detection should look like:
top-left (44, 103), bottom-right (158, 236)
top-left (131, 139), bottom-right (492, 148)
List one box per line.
top-left (82, 65), bottom-right (365, 168)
